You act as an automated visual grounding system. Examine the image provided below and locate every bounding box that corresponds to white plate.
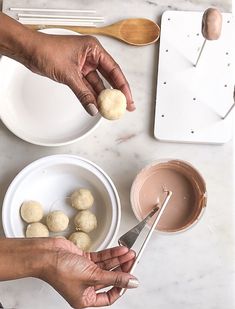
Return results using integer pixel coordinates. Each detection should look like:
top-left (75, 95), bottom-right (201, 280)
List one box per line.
top-left (0, 28), bottom-right (101, 146)
top-left (2, 155), bottom-right (121, 251)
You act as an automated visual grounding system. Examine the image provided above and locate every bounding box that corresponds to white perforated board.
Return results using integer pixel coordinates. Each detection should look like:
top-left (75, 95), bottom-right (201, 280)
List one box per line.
top-left (154, 11), bottom-right (235, 144)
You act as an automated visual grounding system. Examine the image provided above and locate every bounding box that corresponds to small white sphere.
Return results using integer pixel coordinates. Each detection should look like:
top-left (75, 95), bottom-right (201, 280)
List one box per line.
top-left (46, 210), bottom-right (69, 232)
top-left (69, 232), bottom-right (91, 251)
top-left (26, 222), bottom-right (49, 238)
top-left (98, 89), bottom-right (127, 120)
top-left (70, 188), bottom-right (94, 210)
top-left (74, 210), bottom-right (97, 233)
top-left (20, 200), bottom-right (43, 223)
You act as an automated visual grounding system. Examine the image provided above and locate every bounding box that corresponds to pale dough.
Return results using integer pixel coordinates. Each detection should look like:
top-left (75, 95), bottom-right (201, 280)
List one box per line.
top-left (70, 188), bottom-right (94, 210)
top-left (69, 232), bottom-right (91, 251)
top-left (74, 210), bottom-right (97, 233)
top-left (46, 210), bottom-right (69, 232)
top-left (97, 89), bottom-right (127, 120)
top-left (26, 222), bottom-right (49, 238)
top-left (20, 200), bottom-right (43, 223)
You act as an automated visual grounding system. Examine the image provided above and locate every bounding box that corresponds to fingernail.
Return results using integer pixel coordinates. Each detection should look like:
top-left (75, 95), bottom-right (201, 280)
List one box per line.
top-left (129, 102), bottom-right (136, 111)
top-left (127, 278), bottom-right (139, 288)
top-left (85, 103), bottom-right (98, 116)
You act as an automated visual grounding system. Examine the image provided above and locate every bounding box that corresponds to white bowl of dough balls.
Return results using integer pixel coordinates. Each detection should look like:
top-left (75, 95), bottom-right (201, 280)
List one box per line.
top-left (2, 155), bottom-right (121, 252)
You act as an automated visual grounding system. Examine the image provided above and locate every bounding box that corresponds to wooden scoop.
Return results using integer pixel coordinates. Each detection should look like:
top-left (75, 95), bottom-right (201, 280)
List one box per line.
top-left (27, 18), bottom-right (160, 46)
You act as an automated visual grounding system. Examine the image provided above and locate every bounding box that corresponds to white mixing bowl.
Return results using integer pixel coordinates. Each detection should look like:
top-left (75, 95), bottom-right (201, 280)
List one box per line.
top-left (2, 155), bottom-right (121, 251)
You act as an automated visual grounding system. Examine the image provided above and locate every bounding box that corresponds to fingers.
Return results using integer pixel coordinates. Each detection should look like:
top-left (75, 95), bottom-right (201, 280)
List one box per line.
top-left (89, 246), bottom-right (129, 263)
top-left (96, 250), bottom-right (135, 271)
top-left (90, 268), bottom-right (139, 290)
top-left (97, 51), bottom-right (135, 111)
top-left (113, 257), bottom-right (136, 273)
top-left (94, 257), bottom-right (136, 291)
top-left (86, 71), bottom-right (105, 94)
top-left (67, 74), bottom-right (98, 116)
top-left (82, 76), bottom-right (98, 99)
top-left (94, 287), bottom-right (123, 306)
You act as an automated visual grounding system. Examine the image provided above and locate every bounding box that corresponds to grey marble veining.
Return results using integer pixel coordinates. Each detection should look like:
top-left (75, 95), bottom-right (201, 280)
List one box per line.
top-left (0, 0), bottom-right (234, 309)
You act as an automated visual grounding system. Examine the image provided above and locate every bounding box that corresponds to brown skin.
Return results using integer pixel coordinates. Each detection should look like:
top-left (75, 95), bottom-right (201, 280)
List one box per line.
top-left (0, 12), bottom-right (136, 115)
top-left (0, 238), bottom-right (137, 308)
top-left (0, 12), bottom-right (138, 308)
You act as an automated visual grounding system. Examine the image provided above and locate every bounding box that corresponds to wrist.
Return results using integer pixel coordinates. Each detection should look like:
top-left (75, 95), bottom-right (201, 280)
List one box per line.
top-left (0, 12), bottom-right (39, 65)
top-left (0, 238), bottom-right (57, 281)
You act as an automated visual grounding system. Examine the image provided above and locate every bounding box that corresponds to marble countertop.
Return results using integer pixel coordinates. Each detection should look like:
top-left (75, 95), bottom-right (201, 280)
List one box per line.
top-left (0, 0), bottom-right (234, 308)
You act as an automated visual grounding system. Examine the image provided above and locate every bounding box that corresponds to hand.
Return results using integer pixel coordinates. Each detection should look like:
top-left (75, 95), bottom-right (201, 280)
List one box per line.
top-left (40, 239), bottom-right (138, 308)
top-left (23, 32), bottom-right (136, 116)
top-left (0, 13), bottom-right (135, 116)
top-left (0, 238), bottom-right (138, 309)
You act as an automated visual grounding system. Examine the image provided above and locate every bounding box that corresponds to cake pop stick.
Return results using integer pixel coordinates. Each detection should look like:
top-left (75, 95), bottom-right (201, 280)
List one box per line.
top-left (195, 8), bottom-right (222, 67)
top-left (222, 86), bottom-right (235, 120)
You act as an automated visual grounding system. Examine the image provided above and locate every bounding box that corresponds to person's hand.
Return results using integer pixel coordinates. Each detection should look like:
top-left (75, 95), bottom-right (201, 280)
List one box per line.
top-left (0, 13), bottom-right (135, 115)
top-left (0, 238), bottom-right (138, 309)
top-left (40, 239), bottom-right (138, 308)
top-left (25, 32), bottom-right (135, 116)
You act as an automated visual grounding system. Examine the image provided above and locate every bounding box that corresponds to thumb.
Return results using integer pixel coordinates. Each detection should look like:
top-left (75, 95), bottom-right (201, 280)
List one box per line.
top-left (68, 76), bottom-right (98, 116)
top-left (93, 269), bottom-right (139, 289)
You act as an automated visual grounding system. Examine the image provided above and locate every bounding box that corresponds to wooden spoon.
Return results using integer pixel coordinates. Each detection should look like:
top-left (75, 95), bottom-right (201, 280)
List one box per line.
top-left (27, 18), bottom-right (160, 46)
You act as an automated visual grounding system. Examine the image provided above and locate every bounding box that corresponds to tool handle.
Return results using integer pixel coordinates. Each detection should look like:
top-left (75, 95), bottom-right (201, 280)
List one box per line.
top-left (119, 191), bottom-right (172, 296)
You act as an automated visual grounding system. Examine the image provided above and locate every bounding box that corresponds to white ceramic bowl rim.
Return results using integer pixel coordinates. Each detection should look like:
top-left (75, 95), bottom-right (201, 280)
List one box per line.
top-left (2, 155), bottom-right (121, 250)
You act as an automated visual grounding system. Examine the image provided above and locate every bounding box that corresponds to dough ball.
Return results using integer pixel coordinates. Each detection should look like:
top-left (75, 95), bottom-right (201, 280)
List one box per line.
top-left (20, 200), bottom-right (43, 223)
top-left (71, 188), bottom-right (94, 210)
top-left (74, 210), bottom-right (97, 233)
top-left (26, 222), bottom-right (49, 238)
top-left (97, 89), bottom-right (127, 120)
top-left (46, 210), bottom-right (69, 232)
top-left (69, 232), bottom-right (91, 251)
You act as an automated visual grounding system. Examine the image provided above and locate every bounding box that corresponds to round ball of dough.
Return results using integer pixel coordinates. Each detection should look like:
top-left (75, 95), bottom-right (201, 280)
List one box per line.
top-left (74, 210), bottom-right (97, 233)
top-left (71, 189), bottom-right (94, 210)
top-left (97, 89), bottom-right (127, 120)
top-left (20, 200), bottom-right (43, 223)
top-left (46, 210), bottom-right (69, 232)
top-left (69, 232), bottom-right (91, 251)
top-left (26, 222), bottom-right (49, 238)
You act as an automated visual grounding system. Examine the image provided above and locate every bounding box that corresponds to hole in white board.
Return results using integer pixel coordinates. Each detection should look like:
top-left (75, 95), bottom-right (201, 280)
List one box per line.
top-left (163, 82), bottom-right (167, 85)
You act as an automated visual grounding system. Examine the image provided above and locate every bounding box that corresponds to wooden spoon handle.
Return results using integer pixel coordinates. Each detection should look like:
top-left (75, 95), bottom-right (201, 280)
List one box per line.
top-left (27, 24), bottom-right (113, 36)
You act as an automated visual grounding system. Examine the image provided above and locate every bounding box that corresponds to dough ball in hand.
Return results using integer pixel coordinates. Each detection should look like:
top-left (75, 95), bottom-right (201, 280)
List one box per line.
top-left (97, 89), bottom-right (127, 120)
top-left (20, 200), bottom-right (43, 223)
top-left (70, 188), bottom-right (94, 210)
top-left (69, 232), bottom-right (91, 251)
top-left (46, 210), bottom-right (69, 232)
top-left (26, 222), bottom-right (49, 238)
top-left (74, 210), bottom-right (97, 233)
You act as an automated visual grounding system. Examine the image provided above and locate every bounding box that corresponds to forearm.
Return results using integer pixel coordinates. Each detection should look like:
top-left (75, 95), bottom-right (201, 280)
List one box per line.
top-left (0, 238), bottom-right (54, 281)
top-left (0, 12), bottom-right (37, 64)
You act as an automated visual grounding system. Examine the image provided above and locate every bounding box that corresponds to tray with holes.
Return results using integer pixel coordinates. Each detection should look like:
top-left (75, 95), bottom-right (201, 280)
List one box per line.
top-left (154, 10), bottom-right (234, 144)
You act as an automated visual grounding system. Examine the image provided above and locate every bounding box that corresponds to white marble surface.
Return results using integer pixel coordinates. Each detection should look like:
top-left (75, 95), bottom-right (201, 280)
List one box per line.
top-left (0, 0), bottom-right (234, 308)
